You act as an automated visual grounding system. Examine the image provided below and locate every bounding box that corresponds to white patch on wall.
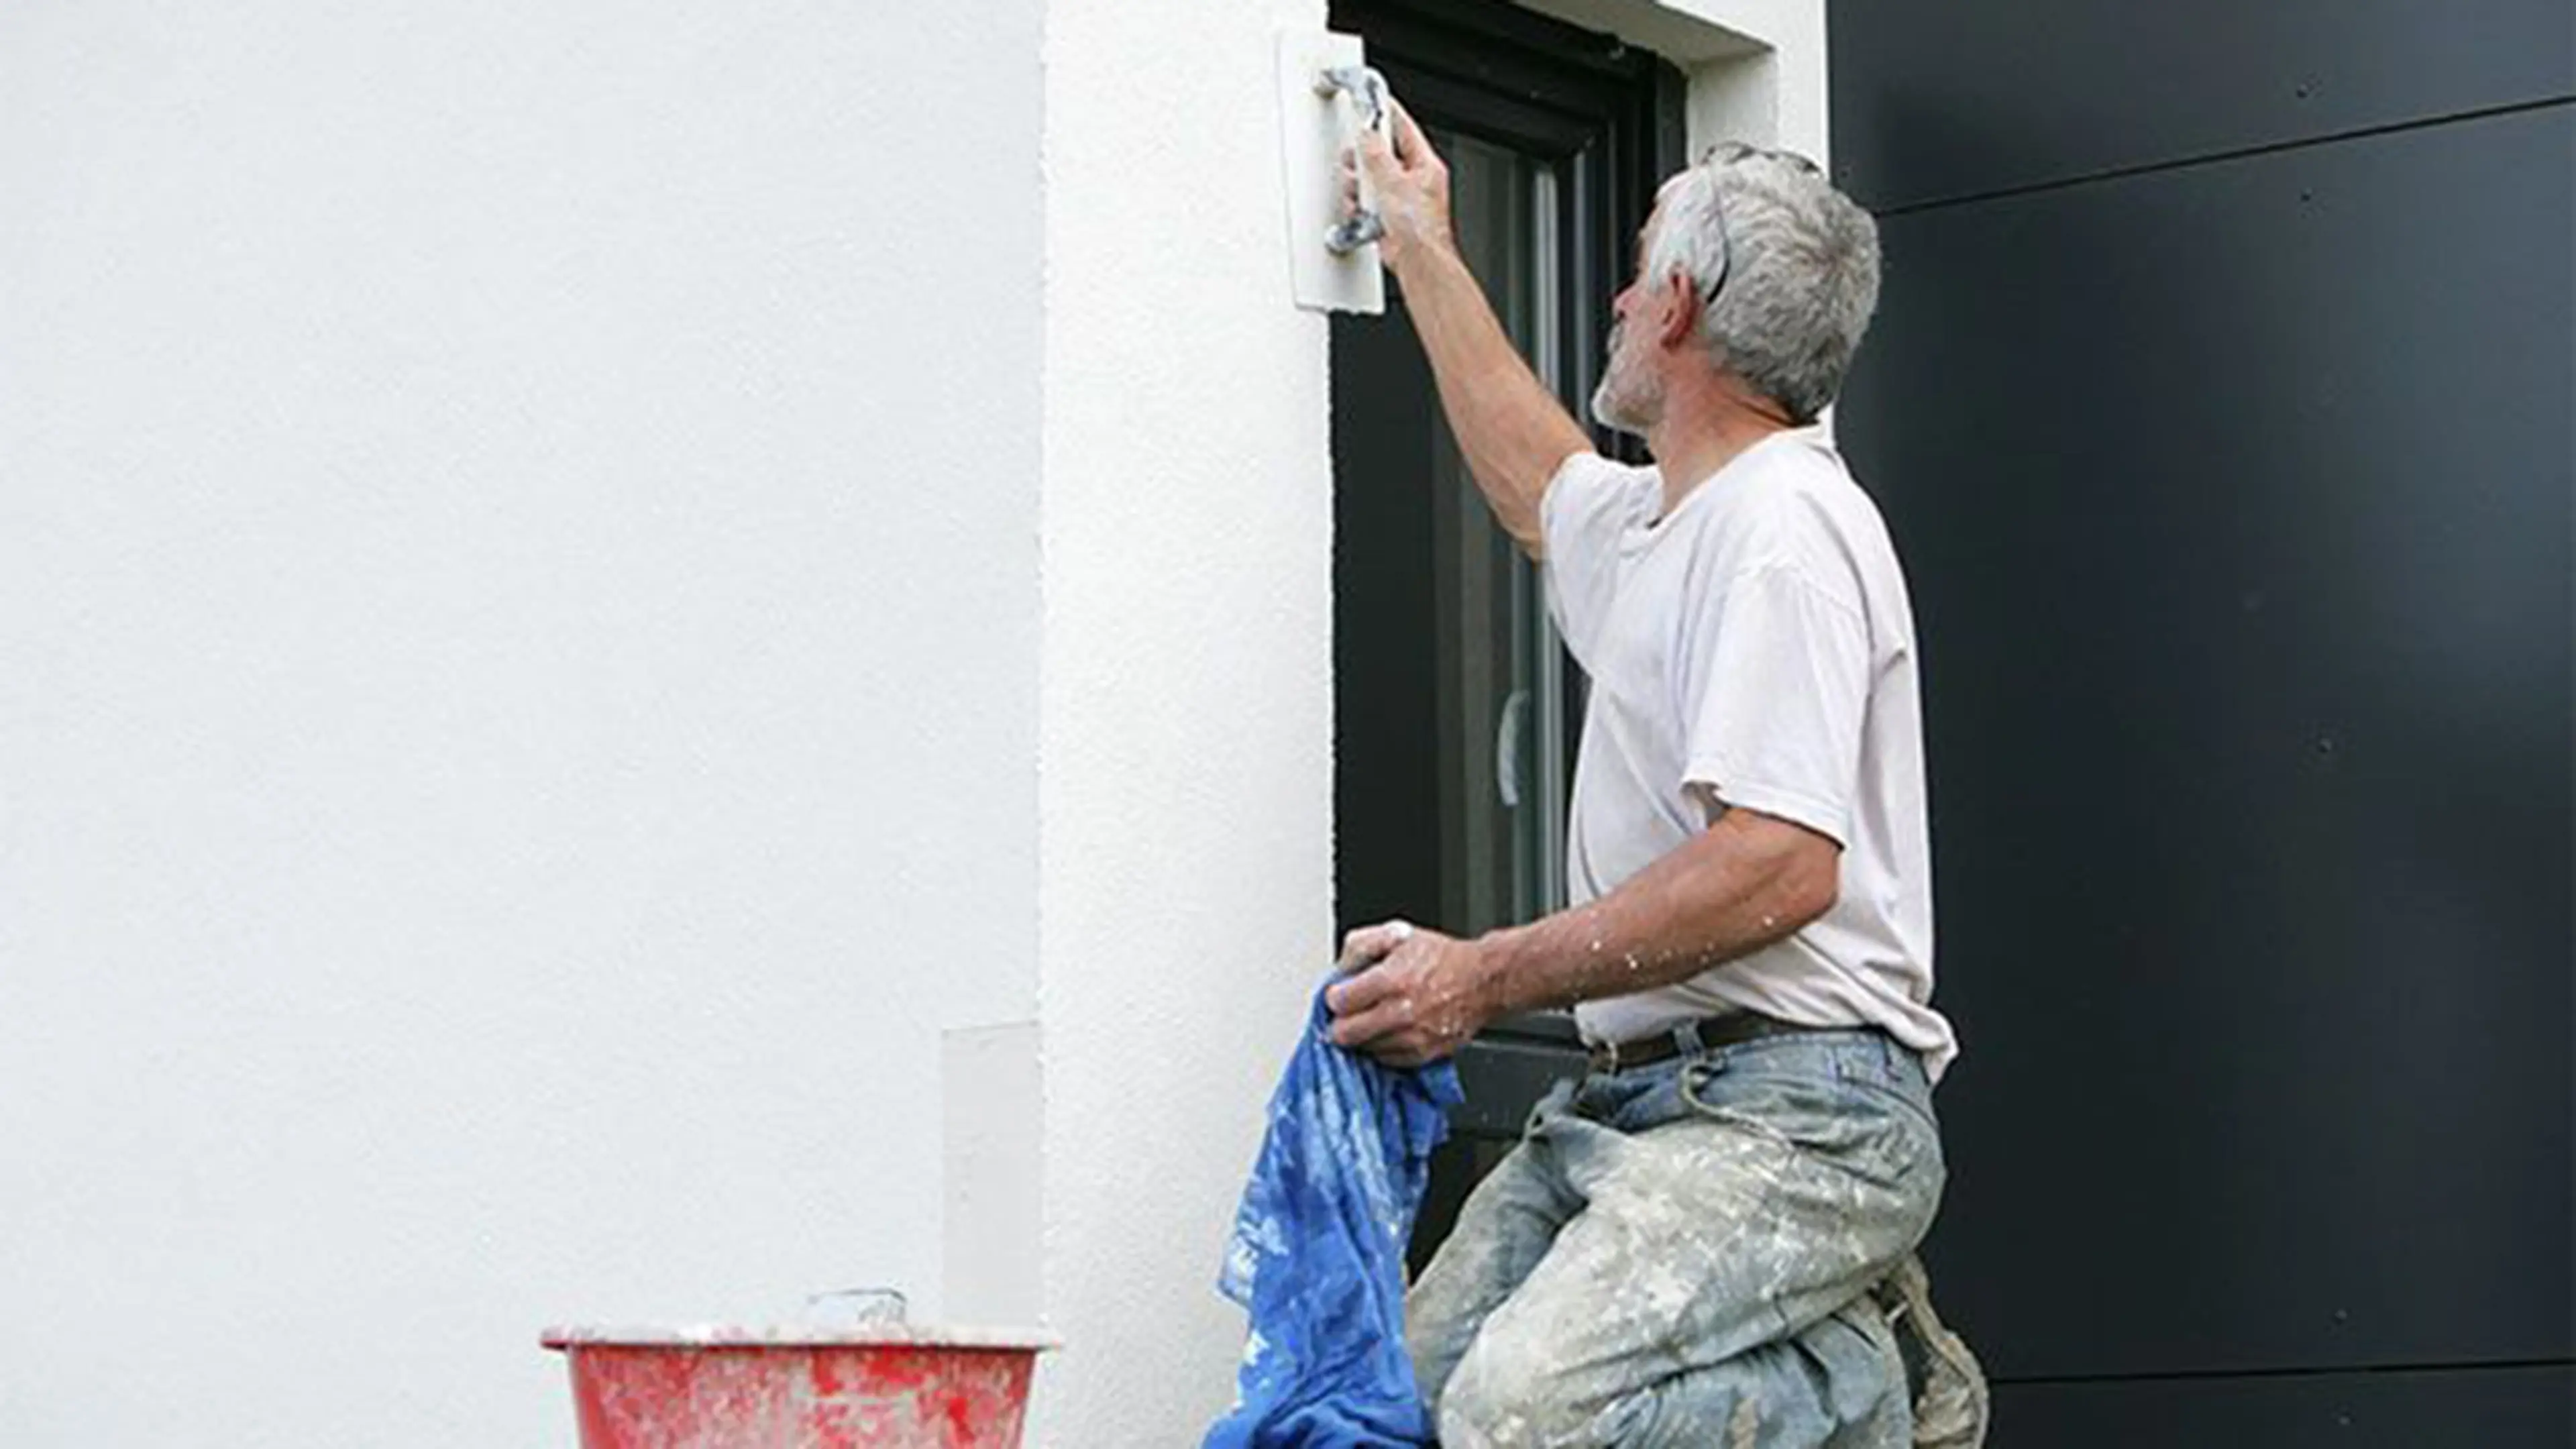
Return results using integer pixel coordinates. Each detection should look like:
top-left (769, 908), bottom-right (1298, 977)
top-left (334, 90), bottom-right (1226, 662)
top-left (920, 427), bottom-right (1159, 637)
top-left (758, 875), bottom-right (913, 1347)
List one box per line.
top-left (943, 1021), bottom-right (1043, 1326)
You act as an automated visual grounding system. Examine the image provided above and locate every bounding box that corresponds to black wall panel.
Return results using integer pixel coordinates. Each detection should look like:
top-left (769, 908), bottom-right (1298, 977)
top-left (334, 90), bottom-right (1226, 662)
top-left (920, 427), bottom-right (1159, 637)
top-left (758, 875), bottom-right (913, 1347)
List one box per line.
top-left (1829, 71), bottom-right (2573, 1385)
top-left (1994, 1365), bottom-right (2574, 1448)
top-left (1830, 0), bottom-right (2576, 211)
top-left (1848, 99), bottom-right (2576, 1381)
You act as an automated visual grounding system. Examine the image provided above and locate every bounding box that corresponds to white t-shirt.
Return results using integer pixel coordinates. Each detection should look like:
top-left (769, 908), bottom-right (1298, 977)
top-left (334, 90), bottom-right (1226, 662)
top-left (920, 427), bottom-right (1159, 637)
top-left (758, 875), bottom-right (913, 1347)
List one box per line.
top-left (1542, 431), bottom-right (1958, 1079)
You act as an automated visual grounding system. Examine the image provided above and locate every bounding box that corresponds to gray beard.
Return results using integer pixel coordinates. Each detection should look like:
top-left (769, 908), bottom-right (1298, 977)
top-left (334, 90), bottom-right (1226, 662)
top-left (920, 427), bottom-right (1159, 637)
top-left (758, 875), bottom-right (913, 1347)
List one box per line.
top-left (1590, 372), bottom-right (1657, 439)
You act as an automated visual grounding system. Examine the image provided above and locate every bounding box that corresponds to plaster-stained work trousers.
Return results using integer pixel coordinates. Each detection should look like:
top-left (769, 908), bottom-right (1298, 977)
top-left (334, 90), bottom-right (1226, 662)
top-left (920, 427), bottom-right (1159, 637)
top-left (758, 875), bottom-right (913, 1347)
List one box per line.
top-left (1407, 1028), bottom-right (1970, 1448)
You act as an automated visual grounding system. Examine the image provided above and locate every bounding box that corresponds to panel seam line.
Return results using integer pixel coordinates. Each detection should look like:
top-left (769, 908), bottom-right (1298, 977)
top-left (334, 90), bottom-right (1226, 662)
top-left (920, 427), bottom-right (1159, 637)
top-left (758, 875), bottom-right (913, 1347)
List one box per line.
top-left (1871, 93), bottom-right (2576, 218)
top-left (1993, 1355), bottom-right (2576, 1389)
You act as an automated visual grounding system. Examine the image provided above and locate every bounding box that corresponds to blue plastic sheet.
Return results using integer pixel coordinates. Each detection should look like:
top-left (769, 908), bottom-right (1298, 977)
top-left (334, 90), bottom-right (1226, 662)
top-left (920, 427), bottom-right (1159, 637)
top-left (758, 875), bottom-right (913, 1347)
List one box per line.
top-left (1203, 979), bottom-right (1465, 1448)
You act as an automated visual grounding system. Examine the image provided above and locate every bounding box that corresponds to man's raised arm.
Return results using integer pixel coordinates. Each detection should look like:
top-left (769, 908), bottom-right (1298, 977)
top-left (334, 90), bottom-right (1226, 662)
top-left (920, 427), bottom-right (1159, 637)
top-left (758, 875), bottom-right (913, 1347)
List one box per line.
top-left (1351, 103), bottom-right (1593, 559)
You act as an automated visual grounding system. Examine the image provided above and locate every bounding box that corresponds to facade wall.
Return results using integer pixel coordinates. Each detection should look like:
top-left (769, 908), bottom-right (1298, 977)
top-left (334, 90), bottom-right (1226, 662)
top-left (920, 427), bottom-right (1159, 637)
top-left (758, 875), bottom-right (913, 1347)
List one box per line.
top-left (0, 2), bottom-right (1040, 1442)
top-left (0, 0), bottom-right (1827, 1439)
top-left (1033, 0), bottom-right (1340, 1435)
top-left (1831, 0), bottom-right (2573, 1438)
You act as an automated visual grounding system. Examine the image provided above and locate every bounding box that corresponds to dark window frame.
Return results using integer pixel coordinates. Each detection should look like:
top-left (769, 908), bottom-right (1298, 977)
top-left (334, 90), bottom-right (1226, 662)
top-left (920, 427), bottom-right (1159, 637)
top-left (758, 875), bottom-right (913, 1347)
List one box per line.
top-left (1327, 0), bottom-right (1687, 1266)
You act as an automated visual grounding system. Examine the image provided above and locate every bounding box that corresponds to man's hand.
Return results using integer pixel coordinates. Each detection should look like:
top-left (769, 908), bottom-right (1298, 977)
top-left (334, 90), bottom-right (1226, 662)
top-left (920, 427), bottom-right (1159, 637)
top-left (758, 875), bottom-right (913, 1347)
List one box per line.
top-left (1336, 95), bottom-right (1587, 558)
top-left (1344, 101), bottom-right (1454, 274)
top-left (1324, 918), bottom-right (1497, 1067)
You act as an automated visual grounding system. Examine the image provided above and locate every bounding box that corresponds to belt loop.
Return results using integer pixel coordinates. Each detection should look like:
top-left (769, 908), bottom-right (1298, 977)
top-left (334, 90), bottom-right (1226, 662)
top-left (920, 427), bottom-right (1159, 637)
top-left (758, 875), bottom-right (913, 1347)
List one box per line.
top-left (1669, 1020), bottom-right (1705, 1062)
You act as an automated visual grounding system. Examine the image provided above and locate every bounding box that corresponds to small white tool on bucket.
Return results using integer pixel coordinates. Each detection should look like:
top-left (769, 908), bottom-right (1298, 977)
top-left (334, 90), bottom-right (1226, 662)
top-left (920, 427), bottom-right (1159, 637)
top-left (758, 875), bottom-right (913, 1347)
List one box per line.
top-left (1277, 29), bottom-right (1389, 315)
top-left (803, 1286), bottom-right (910, 1329)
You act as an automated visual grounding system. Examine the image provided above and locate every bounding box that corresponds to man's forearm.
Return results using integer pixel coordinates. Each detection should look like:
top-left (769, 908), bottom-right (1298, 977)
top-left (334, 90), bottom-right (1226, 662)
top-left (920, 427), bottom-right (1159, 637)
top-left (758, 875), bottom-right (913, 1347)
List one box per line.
top-left (1394, 245), bottom-right (1593, 557)
top-left (1472, 810), bottom-right (1839, 1020)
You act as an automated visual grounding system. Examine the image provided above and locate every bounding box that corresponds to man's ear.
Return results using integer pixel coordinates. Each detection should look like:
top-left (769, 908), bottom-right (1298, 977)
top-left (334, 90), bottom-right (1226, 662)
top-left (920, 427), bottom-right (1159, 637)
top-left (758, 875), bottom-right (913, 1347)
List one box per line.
top-left (1656, 270), bottom-right (1701, 350)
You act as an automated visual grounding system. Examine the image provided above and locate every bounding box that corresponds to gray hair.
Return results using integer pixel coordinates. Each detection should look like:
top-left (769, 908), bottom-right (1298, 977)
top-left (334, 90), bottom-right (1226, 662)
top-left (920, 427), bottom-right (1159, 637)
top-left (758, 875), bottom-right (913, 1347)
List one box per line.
top-left (1642, 145), bottom-right (1882, 423)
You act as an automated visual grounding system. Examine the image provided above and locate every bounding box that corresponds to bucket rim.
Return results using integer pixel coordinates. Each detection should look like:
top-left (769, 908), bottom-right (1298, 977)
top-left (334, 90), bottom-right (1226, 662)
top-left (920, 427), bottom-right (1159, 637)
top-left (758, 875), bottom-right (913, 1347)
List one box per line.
top-left (540, 1322), bottom-right (1061, 1352)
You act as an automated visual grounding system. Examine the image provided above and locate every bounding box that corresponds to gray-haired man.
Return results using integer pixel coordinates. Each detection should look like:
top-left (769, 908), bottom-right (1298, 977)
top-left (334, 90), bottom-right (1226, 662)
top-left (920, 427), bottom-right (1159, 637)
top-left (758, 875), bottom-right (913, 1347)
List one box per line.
top-left (1326, 107), bottom-right (1991, 1446)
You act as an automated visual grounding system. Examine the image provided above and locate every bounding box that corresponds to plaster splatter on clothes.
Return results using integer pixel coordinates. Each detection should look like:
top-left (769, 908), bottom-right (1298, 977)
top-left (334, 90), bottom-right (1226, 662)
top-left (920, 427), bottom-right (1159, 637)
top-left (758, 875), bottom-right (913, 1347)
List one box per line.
top-left (1407, 1028), bottom-right (1976, 1447)
top-left (1202, 979), bottom-right (1463, 1448)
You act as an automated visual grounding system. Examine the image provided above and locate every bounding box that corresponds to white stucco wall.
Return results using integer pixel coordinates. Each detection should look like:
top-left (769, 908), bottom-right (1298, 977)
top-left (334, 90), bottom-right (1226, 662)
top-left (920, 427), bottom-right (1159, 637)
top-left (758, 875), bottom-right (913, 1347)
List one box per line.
top-left (0, 1), bottom-right (1039, 1442)
top-left (1033, 0), bottom-right (1337, 1437)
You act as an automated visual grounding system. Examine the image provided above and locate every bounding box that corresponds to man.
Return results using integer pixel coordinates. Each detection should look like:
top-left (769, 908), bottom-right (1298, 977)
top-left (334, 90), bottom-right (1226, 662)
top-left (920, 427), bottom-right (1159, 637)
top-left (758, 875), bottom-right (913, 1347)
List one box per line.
top-left (1324, 106), bottom-right (1990, 1448)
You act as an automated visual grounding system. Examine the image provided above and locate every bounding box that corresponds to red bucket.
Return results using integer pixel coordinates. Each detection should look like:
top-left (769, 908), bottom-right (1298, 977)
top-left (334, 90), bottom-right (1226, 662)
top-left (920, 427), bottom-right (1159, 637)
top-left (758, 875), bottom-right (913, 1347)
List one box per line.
top-left (541, 1324), bottom-right (1057, 1448)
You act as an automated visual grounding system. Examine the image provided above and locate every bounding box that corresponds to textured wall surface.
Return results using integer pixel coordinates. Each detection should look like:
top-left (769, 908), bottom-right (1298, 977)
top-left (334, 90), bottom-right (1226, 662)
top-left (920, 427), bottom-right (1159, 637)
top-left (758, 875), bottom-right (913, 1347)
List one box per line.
top-left (0, 0), bottom-right (1836, 1438)
top-left (1034, 0), bottom-right (1338, 1437)
top-left (0, 2), bottom-right (1040, 1441)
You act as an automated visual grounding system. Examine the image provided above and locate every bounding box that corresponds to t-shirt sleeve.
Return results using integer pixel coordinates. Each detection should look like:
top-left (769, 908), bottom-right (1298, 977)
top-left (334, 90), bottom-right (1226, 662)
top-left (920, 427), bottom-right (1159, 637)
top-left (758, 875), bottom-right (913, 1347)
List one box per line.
top-left (1539, 451), bottom-right (1654, 669)
top-left (1680, 564), bottom-right (1873, 847)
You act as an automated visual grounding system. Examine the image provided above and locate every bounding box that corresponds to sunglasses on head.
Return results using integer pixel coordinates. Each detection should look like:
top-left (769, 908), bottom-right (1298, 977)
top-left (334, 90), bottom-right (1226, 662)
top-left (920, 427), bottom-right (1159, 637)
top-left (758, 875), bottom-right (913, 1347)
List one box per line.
top-left (1693, 142), bottom-right (1825, 303)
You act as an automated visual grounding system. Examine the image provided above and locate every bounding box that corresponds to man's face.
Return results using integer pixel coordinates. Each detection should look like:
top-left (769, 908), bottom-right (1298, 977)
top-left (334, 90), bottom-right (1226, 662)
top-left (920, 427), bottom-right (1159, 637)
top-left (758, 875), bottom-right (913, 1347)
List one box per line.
top-left (1591, 207), bottom-right (1670, 437)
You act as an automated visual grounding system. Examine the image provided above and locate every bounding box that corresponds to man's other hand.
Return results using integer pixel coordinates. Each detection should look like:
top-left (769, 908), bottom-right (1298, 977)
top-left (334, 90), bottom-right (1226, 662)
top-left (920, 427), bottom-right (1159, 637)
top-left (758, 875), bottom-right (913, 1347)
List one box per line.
top-left (1343, 100), bottom-right (1454, 273)
top-left (1326, 918), bottom-right (1495, 1067)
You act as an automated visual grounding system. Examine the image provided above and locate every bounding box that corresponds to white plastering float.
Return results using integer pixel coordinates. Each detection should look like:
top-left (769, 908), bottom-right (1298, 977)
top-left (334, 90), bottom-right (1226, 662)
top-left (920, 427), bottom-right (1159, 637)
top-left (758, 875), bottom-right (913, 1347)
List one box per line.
top-left (1277, 28), bottom-right (1388, 315)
